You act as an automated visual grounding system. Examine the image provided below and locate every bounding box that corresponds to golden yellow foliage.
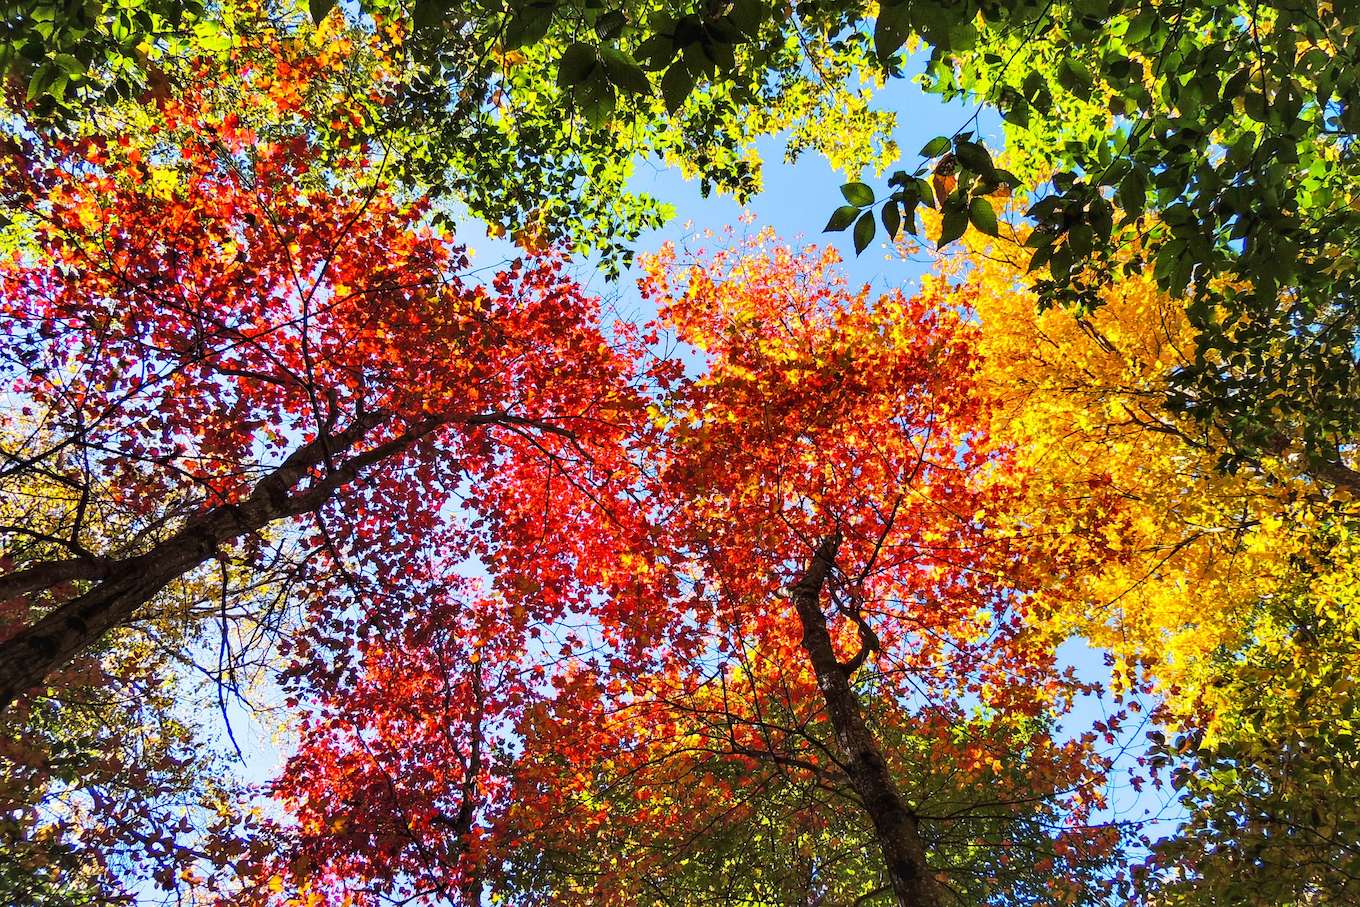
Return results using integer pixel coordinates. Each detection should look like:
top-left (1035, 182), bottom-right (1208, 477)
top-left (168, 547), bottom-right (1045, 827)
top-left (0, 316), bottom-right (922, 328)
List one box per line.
top-left (935, 226), bottom-right (1352, 714)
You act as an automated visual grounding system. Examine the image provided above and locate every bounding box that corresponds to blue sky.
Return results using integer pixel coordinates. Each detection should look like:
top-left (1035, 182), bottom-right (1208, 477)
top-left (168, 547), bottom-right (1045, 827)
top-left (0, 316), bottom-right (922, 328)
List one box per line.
top-left (463, 70), bottom-right (1008, 296)
top-left (624, 86), bottom-right (1004, 291)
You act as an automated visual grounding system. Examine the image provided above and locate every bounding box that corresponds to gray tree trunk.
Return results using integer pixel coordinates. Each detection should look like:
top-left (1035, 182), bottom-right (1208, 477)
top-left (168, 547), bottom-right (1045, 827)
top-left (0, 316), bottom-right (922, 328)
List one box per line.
top-left (789, 533), bottom-right (941, 907)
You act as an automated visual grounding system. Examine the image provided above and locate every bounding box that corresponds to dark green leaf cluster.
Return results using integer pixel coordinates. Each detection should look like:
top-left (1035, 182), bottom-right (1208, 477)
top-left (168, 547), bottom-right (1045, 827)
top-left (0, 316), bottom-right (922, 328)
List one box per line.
top-left (932, 1), bottom-right (1360, 473)
top-left (0, 0), bottom-right (209, 121)
top-left (834, 0), bottom-right (1360, 478)
top-left (825, 131), bottom-right (1015, 251)
top-left (339, 0), bottom-right (883, 269)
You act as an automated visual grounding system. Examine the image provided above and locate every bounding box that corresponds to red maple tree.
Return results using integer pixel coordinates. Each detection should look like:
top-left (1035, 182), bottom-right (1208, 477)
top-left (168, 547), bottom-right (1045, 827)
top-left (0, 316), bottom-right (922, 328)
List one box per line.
top-left (266, 233), bottom-right (1123, 906)
top-left (0, 45), bottom-right (658, 901)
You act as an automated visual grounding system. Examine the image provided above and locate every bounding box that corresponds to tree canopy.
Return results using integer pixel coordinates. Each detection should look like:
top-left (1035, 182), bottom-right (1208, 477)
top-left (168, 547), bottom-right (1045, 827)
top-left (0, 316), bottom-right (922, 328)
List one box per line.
top-left (1, 0), bottom-right (1357, 905)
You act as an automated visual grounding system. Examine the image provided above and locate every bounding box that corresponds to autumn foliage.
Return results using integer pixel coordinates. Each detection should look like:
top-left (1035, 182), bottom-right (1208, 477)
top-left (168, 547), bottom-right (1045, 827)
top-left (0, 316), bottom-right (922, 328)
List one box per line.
top-left (0, 42), bottom-right (648, 901)
top-left (258, 233), bottom-right (1128, 906)
top-left (2, 14), bottom-right (1358, 907)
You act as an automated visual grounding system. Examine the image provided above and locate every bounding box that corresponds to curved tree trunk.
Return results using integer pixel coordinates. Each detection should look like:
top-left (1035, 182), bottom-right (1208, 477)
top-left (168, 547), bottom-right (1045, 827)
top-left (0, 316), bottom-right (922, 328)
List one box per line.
top-left (0, 411), bottom-right (420, 712)
top-left (0, 408), bottom-right (579, 713)
top-left (790, 533), bottom-right (941, 907)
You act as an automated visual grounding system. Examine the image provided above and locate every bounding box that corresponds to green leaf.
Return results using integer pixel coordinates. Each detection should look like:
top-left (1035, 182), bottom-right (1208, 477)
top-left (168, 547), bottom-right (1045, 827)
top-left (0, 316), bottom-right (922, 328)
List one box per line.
top-left (601, 47), bottom-right (651, 95)
top-left (920, 135), bottom-right (951, 157)
top-left (1001, 96), bottom-right (1030, 127)
top-left (1027, 196), bottom-right (1061, 220)
top-left (902, 201), bottom-right (918, 235)
top-left (27, 64), bottom-right (53, 102)
top-left (506, 7), bottom-right (554, 49)
top-left (1059, 59), bottom-right (1094, 97)
top-left (309, 0), bottom-right (337, 24)
top-left (841, 182), bottom-right (875, 206)
top-left (634, 35), bottom-right (673, 70)
top-left (661, 63), bottom-right (694, 113)
top-left (682, 42), bottom-right (716, 79)
top-left (53, 54), bottom-right (84, 77)
top-left (1022, 70), bottom-right (1046, 101)
top-left (824, 205), bottom-right (859, 232)
top-left (1069, 222), bottom-right (1095, 256)
top-left (1025, 228), bottom-right (1054, 249)
top-left (705, 18), bottom-right (743, 45)
top-left (413, 0), bottom-right (445, 29)
top-left (910, 3), bottom-right (951, 43)
top-left (1225, 131), bottom-right (1257, 168)
top-left (729, 0), bottom-right (767, 36)
top-left (195, 25), bottom-right (232, 51)
top-left (874, 0), bottom-right (913, 64)
top-left (992, 168), bottom-right (1022, 189)
top-left (575, 73), bottom-right (617, 127)
top-left (853, 210), bottom-right (876, 254)
top-left (938, 204), bottom-right (968, 248)
top-left (1122, 10), bottom-right (1157, 45)
top-left (882, 200), bottom-right (901, 240)
top-left (558, 42), bottom-right (599, 88)
top-left (1028, 243), bottom-right (1052, 273)
top-left (595, 10), bottom-right (626, 40)
top-left (1050, 243), bottom-right (1074, 279)
top-left (706, 40), bottom-right (737, 71)
top-left (1244, 91), bottom-right (1268, 122)
top-left (968, 196), bottom-right (998, 236)
top-left (946, 21), bottom-right (977, 52)
top-left (954, 140), bottom-right (994, 177)
top-left (914, 176), bottom-right (935, 207)
top-left (1088, 195), bottom-right (1114, 239)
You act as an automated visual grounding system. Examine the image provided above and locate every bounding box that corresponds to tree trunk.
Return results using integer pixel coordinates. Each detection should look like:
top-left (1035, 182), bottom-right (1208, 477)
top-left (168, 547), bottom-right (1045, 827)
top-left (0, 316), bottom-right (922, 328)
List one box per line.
top-left (0, 411), bottom-right (421, 712)
top-left (0, 408), bottom-right (575, 712)
top-left (789, 533), bottom-right (941, 907)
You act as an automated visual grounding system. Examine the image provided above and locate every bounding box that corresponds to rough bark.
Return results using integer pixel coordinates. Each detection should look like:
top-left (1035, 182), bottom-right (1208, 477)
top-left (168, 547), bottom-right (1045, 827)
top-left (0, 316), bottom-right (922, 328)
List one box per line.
top-left (0, 410), bottom-right (439, 712)
top-left (1313, 458), bottom-right (1360, 496)
top-left (790, 533), bottom-right (941, 907)
top-left (0, 408), bottom-right (578, 712)
top-left (0, 555), bottom-right (117, 603)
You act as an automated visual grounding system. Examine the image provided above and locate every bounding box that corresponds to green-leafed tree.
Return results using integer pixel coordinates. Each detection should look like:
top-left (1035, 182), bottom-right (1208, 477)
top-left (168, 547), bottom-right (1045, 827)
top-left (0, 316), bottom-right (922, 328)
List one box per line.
top-left (0, 0), bottom-right (226, 120)
top-left (860, 1), bottom-right (1360, 484)
top-left (5, 0), bottom-right (901, 270)
top-left (11, 1), bottom-right (1360, 383)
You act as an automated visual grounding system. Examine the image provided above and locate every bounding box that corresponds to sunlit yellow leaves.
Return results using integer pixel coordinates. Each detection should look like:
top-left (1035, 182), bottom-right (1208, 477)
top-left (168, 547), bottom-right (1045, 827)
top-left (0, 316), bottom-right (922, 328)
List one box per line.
top-left (955, 225), bottom-right (1353, 716)
top-left (494, 46), bottom-right (529, 68)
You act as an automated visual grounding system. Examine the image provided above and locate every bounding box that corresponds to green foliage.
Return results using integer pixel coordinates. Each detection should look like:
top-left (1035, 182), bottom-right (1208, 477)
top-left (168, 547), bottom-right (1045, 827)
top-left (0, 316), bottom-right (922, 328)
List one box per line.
top-left (1, 0), bottom-right (899, 272)
top-left (0, 0), bottom-right (218, 121)
top-left (326, 0), bottom-right (894, 271)
top-left (1139, 518), bottom-right (1360, 905)
top-left (909, 0), bottom-right (1360, 474)
top-left (826, 129), bottom-right (1017, 254)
